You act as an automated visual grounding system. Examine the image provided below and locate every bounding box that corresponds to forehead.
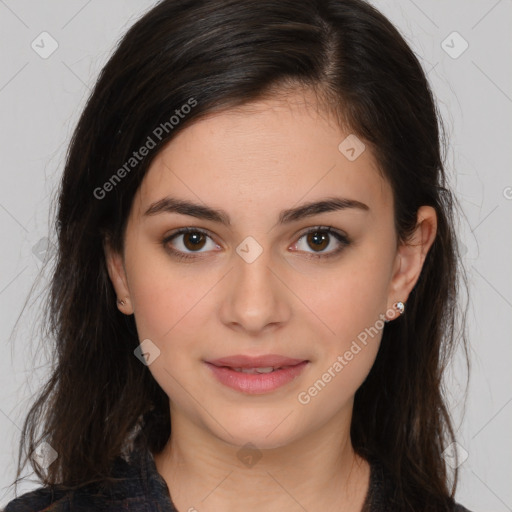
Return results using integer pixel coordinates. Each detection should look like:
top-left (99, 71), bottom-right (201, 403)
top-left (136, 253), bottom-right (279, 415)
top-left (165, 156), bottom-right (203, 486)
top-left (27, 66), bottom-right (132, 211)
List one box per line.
top-left (134, 90), bottom-right (391, 221)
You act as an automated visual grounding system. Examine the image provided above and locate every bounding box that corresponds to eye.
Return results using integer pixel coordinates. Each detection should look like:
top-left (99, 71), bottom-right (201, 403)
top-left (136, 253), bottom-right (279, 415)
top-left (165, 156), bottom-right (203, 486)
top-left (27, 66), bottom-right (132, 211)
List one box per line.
top-left (291, 226), bottom-right (350, 259)
top-left (163, 228), bottom-right (220, 260)
top-left (163, 226), bottom-right (350, 262)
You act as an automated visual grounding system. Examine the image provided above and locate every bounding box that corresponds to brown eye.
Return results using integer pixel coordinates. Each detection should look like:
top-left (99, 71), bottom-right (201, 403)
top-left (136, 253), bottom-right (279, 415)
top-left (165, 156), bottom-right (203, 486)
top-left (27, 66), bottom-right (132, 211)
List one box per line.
top-left (182, 231), bottom-right (207, 251)
top-left (292, 226), bottom-right (350, 259)
top-left (163, 228), bottom-right (220, 260)
top-left (306, 231), bottom-right (329, 252)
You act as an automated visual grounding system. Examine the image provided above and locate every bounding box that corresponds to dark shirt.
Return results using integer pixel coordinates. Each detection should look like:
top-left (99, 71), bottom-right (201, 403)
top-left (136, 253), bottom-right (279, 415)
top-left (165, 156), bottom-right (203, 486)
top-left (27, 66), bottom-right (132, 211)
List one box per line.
top-left (4, 444), bottom-right (473, 512)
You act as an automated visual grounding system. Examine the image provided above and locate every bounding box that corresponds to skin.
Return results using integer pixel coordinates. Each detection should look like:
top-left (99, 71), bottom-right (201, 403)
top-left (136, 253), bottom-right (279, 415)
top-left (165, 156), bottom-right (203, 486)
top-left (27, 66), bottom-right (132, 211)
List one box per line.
top-left (106, 88), bottom-right (437, 512)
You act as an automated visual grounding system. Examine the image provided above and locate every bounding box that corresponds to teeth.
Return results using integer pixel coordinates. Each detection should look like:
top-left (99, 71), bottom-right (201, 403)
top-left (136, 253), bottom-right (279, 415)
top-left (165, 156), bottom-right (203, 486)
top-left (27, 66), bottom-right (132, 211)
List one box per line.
top-left (232, 367), bottom-right (276, 374)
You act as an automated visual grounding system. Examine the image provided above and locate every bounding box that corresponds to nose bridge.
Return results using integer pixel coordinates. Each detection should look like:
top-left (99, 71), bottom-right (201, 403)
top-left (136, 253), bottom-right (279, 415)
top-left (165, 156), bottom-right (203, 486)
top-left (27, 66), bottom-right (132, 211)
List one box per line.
top-left (220, 238), bottom-right (290, 333)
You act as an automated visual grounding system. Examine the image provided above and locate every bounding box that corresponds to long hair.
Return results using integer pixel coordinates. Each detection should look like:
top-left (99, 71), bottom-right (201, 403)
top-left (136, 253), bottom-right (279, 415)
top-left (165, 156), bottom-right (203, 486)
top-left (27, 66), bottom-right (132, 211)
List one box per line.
top-left (12, 1), bottom-right (468, 510)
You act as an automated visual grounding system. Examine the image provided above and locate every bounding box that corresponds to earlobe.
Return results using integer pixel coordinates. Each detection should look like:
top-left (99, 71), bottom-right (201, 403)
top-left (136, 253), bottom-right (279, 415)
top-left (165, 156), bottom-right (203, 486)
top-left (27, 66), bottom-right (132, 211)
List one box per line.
top-left (104, 240), bottom-right (134, 315)
top-left (387, 206), bottom-right (437, 311)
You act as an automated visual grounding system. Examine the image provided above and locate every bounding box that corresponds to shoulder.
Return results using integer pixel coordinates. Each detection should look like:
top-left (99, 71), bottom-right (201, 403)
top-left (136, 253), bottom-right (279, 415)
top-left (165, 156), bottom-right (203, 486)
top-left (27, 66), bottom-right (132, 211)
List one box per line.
top-left (4, 457), bottom-right (134, 511)
top-left (3, 441), bottom-right (175, 512)
top-left (2, 482), bottom-right (118, 512)
top-left (364, 456), bottom-right (475, 512)
top-left (3, 486), bottom-right (74, 512)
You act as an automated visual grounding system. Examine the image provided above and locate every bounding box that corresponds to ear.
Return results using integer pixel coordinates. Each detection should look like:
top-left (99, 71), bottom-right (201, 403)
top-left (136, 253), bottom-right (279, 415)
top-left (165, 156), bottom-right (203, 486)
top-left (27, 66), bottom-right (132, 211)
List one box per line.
top-left (386, 206), bottom-right (437, 318)
top-left (104, 239), bottom-right (134, 315)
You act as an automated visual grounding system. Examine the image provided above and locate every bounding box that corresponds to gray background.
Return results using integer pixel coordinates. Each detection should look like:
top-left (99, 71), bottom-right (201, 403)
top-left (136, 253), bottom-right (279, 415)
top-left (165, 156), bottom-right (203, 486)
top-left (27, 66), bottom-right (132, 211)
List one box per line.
top-left (1, 1), bottom-right (511, 510)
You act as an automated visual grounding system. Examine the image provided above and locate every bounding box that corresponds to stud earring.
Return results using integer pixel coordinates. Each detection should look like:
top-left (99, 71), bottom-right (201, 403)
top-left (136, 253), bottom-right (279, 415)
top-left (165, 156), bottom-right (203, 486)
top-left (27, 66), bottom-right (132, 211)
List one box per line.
top-left (394, 301), bottom-right (405, 315)
top-left (117, 298), bottom-right (126, 307)
top-left (384, 301), bottom-right (405, 323)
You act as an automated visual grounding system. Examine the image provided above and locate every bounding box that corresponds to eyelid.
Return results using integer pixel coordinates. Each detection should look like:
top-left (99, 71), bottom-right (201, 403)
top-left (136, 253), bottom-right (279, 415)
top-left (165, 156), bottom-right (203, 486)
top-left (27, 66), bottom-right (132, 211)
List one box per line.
top-left (163, 226), bottom-right (215, 241)
top-left (295, 225), bottom-right (348, 241)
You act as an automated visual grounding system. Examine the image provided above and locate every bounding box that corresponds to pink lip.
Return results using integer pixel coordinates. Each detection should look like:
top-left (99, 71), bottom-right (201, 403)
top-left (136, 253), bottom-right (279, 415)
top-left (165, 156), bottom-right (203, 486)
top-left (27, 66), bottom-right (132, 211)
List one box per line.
top-left (204, 354), bottom-right (309, 394)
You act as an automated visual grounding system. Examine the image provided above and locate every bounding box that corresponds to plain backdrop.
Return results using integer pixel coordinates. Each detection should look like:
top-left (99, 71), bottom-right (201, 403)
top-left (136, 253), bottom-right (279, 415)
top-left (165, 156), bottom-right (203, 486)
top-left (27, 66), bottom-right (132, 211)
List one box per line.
top-left (1, 1), bottom-right (511, 510)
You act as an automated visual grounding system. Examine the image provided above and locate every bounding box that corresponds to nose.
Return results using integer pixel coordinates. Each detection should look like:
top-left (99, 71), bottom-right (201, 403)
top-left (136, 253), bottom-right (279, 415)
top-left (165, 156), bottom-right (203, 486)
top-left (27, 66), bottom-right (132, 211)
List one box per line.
top-left (219, 248), bottom-right (292, 336)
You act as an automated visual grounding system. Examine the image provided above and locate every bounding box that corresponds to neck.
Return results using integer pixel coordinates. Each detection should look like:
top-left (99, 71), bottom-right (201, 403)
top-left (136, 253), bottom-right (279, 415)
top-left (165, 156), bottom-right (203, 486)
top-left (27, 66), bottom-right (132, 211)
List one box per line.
top-left (153, 409), bottom-right (370, 512)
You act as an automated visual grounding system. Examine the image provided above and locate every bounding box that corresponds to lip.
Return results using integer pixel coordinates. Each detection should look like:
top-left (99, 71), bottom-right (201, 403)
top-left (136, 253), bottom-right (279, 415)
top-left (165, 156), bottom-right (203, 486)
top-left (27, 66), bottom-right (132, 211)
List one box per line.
top-left (206, 354), bottom-right (306, 368)
top-left (204, 354), bottom-right (309, 394)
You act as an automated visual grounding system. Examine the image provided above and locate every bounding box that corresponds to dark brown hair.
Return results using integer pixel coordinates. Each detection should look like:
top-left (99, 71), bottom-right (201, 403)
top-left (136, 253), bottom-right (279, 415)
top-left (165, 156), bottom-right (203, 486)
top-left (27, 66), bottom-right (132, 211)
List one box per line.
top-left (12, 1), bottom-right (468, 510)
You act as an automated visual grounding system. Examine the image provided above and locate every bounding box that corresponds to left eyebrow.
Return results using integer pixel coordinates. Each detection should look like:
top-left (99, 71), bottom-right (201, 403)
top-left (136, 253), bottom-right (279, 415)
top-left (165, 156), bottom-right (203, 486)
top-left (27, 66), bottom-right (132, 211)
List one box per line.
top-left (143, 196), bottom-right (369, 226)
top-left (278, 197), bottom-right (369, 224)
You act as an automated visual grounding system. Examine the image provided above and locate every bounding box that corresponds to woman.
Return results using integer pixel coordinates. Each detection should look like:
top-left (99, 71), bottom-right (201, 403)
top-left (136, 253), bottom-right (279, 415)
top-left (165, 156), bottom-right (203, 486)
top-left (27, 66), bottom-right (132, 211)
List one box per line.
top-left (5, 0), bottom-right (473, 510)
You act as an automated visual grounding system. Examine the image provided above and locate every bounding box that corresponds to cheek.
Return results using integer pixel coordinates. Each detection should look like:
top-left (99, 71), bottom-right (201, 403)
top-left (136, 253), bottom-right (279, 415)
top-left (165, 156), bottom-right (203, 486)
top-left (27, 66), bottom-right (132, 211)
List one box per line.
top-left (295, 254), bottom-right (391, 342)
top-left (294, 273), bottom-right (386, 413)
top-left (290, 247), bottom-right (391, 398)
top-left (129, 265), bottom-right (207, 342)
top-left (123, 237), bottom-right (197, 338)
top-left (127, 263), bottom-right (209, 407)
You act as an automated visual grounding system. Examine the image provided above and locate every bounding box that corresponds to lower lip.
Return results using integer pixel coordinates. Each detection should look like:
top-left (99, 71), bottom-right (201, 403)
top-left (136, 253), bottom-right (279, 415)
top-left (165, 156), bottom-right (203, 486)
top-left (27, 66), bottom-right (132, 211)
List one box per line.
top-left (205, 361), bottom-right (309, 394)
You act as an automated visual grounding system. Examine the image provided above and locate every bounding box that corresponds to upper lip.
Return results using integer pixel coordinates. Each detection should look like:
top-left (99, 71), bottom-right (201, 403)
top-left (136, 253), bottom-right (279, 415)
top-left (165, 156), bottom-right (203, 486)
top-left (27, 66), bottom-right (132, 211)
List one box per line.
top-left (206, 354), bottom-right (307, 369)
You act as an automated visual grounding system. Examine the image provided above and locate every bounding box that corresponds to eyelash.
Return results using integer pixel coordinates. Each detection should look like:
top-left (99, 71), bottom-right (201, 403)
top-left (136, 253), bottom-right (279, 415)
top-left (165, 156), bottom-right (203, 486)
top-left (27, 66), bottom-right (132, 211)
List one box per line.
top-left (162, 226), bottom-right (351, 262)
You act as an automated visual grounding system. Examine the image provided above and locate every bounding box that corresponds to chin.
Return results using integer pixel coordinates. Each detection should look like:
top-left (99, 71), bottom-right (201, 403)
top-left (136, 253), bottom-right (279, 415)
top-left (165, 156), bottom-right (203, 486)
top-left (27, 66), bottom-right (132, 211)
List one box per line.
top-left (205, 409), bottom-right (304, 451)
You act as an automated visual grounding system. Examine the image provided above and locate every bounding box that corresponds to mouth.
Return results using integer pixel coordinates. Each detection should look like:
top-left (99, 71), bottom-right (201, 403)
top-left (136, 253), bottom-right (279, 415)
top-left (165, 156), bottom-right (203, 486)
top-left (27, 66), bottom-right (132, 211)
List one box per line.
top-left (204, 355), bottom-right (309, 394)
top-left (228, 366), bottom-right (293, 374)
top-left (206, 354), bottom-right (307, 368)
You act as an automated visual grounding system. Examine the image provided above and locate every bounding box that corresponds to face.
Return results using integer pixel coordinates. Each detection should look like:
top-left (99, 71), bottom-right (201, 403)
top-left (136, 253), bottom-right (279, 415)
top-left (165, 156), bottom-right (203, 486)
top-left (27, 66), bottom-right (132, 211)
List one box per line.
top-left (107, 89), bottom-right (435, 450)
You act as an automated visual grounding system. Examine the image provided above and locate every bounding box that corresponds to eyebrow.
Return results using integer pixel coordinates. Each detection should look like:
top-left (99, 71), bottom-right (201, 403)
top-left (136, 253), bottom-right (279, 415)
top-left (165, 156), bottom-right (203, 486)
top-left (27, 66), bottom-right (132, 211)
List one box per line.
top-left (143, 196), bottom-right (369, 226)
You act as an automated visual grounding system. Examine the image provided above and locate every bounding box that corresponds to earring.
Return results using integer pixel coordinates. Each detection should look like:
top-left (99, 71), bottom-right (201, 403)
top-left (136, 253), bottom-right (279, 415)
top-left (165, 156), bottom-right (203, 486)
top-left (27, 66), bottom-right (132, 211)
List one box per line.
top-left (117, 298), bottom-right (126, 307)
top-left (393, 301), bottom-right (405, 315)
top-left (384, 301), bottom-right (405, 323)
